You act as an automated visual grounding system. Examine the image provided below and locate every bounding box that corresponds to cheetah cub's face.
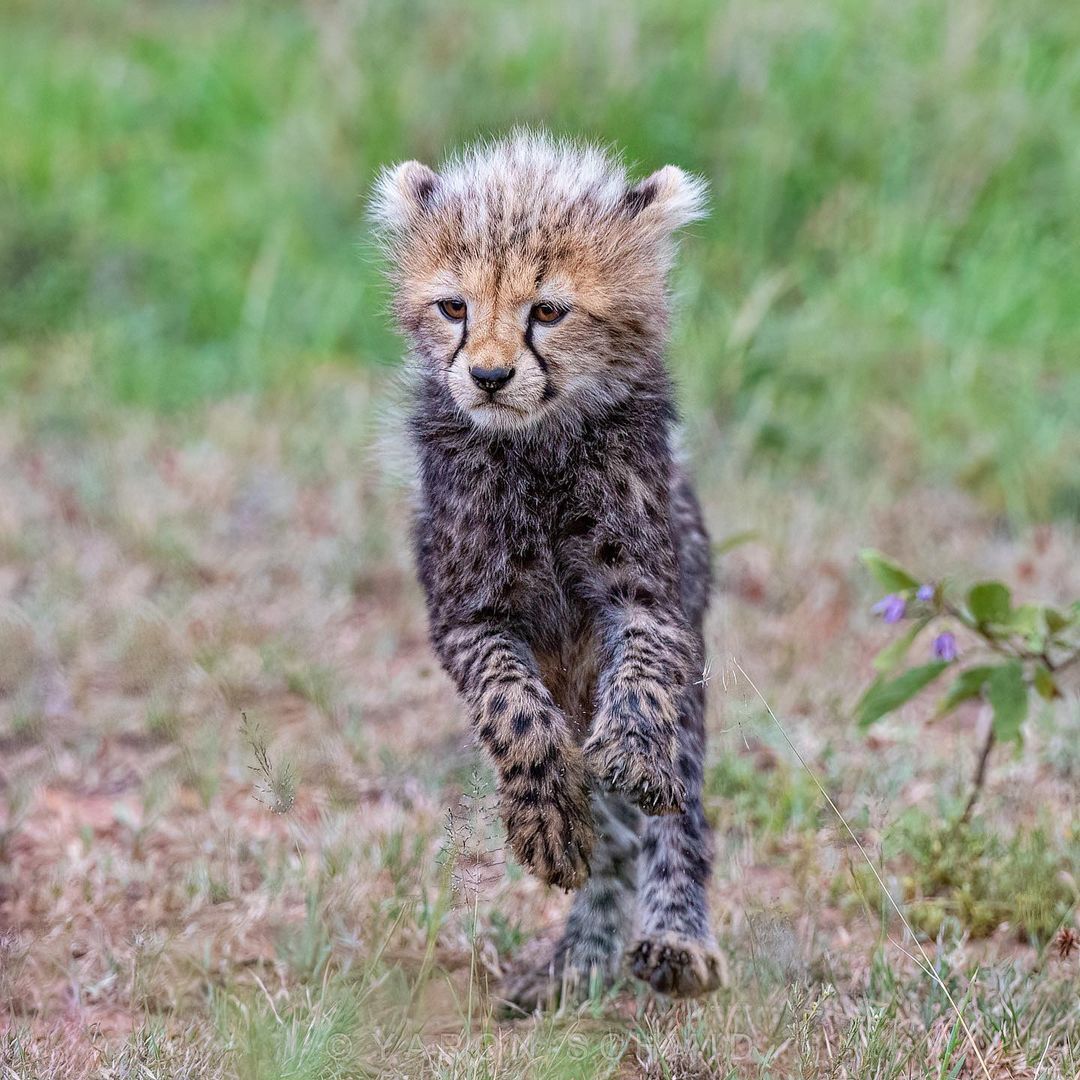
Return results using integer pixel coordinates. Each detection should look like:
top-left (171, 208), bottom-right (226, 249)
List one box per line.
top-left (373, 133), bottom-right (705, 431)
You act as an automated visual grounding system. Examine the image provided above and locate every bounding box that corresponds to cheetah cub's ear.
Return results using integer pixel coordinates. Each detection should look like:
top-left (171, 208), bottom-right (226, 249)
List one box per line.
top-left (624, 164), bottom-right (708, 234)
top-left (371, 160), bottom-right (440, 232)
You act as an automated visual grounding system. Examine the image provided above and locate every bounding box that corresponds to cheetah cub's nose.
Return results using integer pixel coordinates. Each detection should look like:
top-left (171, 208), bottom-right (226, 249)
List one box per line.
top-left (470, 366), bottom-right (515, 393)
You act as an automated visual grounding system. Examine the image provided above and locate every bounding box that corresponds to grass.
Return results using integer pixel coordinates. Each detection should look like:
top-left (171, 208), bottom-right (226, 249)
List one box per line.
top-left (852, 813), bottom-right (1079, 943)
top-left (3, 0), bottom-right (1080, 1075)
top-left (1, 382), bottom-right (1078, 1076)
top-left (2, 0), bottom-right (1080, 518)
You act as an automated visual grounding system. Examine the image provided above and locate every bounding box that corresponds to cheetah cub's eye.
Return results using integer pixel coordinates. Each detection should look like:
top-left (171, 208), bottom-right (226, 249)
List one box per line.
top-left (531, 302), bottom-right (567, 325)
top-left (437, 298), bottom-right (467, 322)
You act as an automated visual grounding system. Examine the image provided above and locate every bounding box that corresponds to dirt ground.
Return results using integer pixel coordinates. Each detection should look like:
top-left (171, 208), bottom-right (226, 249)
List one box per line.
top-left (1, 376), bottom-right (1078, 1077)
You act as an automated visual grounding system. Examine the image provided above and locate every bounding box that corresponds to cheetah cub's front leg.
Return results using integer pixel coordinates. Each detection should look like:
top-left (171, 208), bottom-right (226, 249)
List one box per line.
top-left (582, 607), bottom-right (691, 817)
top-left (443, 623), bottom-right (595, 890)
top-left (485, 686), bottom-right (596, 891)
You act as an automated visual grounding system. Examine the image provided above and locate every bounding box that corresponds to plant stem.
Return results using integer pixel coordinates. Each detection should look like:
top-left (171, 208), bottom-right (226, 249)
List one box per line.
top-left (959, 721), bottom-right (995, 825)
top-left (1050, 648), bottom-right (1080, 675)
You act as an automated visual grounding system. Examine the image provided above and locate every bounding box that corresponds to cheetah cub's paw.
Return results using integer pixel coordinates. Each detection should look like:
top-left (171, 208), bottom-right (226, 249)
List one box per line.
top-left (628, 933), bottom-right (725, 997)
top-left (497, 953), bottom-right (563, 1017)
top-left (582, 686), bottom-right (686, 815)
top-left (583, 733), bottom-right (685, 816)
top-left (500, 755), bottom-right (595, 891)
top-left (495, 934), bottom-right (567, 1017)
top-left (499, 960), bottom-right (618, 1017)
top-left (497, 946), bottom-right (618, 1017)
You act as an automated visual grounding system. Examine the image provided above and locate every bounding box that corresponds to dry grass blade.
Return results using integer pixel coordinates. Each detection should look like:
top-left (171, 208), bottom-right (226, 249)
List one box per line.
top-left (730, 656), bottom-right (994, 1080)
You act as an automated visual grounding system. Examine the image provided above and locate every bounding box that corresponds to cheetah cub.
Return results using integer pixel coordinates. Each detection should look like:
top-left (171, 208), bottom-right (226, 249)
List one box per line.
top-left (373, 132), bottom-right (721, 1006)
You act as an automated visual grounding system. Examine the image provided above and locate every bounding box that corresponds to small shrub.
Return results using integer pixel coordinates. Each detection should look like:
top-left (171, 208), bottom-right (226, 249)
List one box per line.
top-left (856, 551), bottom-right (1080, 819)
top-left (845, 812), bottom-right (1078, 943)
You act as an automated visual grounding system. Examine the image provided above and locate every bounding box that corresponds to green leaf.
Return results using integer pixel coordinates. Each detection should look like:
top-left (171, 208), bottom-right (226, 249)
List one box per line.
top-left (937, 665), bottom-right (998, 715)
top-left (987, 662), bottom-right (1027, 744)
top-left (857, 662), bottom-right (949, 729)
top-left (1044, 607), bottom-right (1071, 635)
top-left (967, 582), bottom-right (1011, 626)
top-left (860, 550), bottom-right (919, 593)
top-left (1033, 665), bottom-right (1059, 701)
top-left (1005, 603), bottom-right (1046, 652)
top-left (1008, 604), bottom-right (1040, 635)
top-left (873, 617), bottom-right (930, 673)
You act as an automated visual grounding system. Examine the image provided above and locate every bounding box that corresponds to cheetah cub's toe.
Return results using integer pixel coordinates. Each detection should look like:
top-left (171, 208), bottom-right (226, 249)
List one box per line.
top-left (628, 933), bottom-right (725, 997)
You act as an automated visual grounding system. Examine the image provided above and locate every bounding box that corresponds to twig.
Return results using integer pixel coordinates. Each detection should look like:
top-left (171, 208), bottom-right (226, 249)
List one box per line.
top-left (959, 718), bottom-right (995, 825)
top-left (1049, 647), bottom-right (1080, 676)
top-left (941, 602), bottom-right (1025, 662)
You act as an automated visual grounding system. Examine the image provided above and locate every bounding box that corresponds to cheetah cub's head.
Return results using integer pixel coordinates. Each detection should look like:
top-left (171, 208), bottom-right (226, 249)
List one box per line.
top-left (372, 131), bottom-right (706, 432)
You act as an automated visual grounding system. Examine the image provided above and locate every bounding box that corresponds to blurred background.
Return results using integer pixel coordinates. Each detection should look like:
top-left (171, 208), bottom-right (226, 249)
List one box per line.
top-left (5, 0), bottom-right (1078, 517)
top-left (2, 1), bottom-right (1079, 1076)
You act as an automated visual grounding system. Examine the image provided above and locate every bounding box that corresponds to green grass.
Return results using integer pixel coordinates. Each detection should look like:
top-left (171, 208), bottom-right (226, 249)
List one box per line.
top-left (841, 811), bottom-right (1080, 943)
top-left (3, 0), bottom-right (1080, 518)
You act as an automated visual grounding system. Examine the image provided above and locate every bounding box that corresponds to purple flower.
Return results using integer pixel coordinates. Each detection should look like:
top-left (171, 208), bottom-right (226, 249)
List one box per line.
top-left (932, 632), bottom-right (958, 661)
top-left (917, 584), bottom-right (935, 602)
top-left (872, 594), bottom-right (907, 624)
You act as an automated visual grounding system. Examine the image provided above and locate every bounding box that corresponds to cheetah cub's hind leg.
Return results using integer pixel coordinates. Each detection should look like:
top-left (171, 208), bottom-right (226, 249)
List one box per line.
top-left (628, 679), bottom-right (725, 997)
top-left (499, 792), bottom-right (641, 1016)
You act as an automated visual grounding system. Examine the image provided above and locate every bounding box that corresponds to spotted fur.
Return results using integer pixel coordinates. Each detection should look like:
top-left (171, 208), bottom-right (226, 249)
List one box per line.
top-left (373, 131), bottom-right (720, 999)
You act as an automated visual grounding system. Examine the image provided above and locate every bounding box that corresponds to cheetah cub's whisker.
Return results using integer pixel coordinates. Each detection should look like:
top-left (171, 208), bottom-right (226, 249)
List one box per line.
top-left (372, 130), bottom-right (721, 1006)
